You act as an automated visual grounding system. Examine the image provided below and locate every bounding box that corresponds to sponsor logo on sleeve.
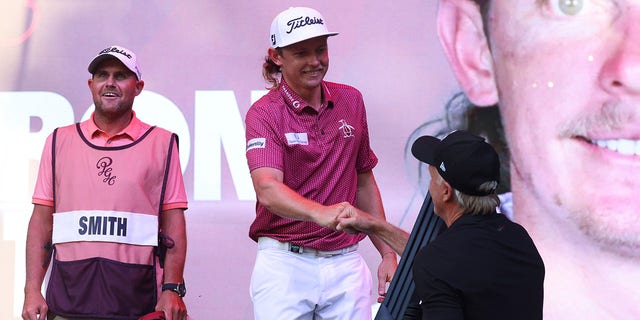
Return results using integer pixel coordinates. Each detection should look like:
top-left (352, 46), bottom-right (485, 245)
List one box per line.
top-left (247, 138), bottom-right (266, 152)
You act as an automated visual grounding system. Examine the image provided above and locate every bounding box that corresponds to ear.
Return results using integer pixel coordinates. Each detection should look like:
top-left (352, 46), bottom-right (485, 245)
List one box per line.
top-left (135, 80), bottom-right (145, 96)
top-left (268, 48), bottom-right (283, 67)
top-left (440, 180), bottom-right (454, 203)
top-left (437, 0), bottom-right (498, 106)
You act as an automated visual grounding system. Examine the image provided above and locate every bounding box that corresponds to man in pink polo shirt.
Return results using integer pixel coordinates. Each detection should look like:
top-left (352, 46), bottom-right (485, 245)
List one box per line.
top-left (22, 45), bottom-right (188, 320)
top-left (244, 7), bottom-right (397, 320)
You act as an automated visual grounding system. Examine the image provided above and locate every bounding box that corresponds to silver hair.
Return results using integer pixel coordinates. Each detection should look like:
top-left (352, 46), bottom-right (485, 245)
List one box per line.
top-left (436, 175), bottom-right (500, 215)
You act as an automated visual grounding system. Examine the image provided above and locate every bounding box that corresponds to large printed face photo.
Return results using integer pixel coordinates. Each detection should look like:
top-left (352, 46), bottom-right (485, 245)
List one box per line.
top-left (1, 0), bottom-right (639, 319)
top-left (487, 0), bottom-right (640, 254)
top-left (439, 0), bottom-right (640, 317)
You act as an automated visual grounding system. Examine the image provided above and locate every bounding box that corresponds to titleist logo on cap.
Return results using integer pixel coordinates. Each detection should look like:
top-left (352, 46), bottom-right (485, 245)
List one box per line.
top-left (99, 47), bottom-right (133, 59)
top-left (286, 16), bottom-right (324, 34)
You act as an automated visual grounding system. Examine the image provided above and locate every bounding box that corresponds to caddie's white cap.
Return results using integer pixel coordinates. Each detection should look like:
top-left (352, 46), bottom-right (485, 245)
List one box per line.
top-left (87, 45), bottom-right (142, 80)
top-left (270, 7), bottom-right (338, 48)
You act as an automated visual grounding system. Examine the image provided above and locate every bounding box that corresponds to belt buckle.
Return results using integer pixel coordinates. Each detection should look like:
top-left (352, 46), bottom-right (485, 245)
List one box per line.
top-left (289, 244), bottom-right (304, 254)
top-left (317, 251), bottom-right (336, 258)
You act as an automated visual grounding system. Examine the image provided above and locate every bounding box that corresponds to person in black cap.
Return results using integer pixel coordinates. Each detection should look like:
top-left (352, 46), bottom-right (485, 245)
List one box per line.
top-left (338, 130), bottom-right (544, 319)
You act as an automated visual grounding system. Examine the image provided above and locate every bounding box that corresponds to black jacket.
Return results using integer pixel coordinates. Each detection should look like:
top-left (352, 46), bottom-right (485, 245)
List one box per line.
top-left (412, 213), bottom-right (545, 320)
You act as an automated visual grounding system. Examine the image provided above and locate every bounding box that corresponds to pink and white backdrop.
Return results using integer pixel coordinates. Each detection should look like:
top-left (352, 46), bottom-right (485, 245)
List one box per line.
top-left (0, 1), bottom-right (458, 319)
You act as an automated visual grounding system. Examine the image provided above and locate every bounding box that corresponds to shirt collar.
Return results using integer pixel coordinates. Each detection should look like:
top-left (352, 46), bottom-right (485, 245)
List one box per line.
top-left (279, 78), bottom-right (334, 113)
top-left (449, 211), bottom-right (499, 228)
top-left (88, 111), bottom-right (145, 141)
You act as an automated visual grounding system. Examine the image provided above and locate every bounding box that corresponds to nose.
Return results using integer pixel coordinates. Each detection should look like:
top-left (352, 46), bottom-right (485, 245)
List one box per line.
top-left (599, 9), bottom-right (640, 96)
top-left (308, 53), bottom-right (321, 67)
top-left (105, 74), bottom-right (117, 87)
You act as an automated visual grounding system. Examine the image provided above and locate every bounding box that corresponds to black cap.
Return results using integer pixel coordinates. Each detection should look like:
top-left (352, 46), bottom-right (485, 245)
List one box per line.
top-left (411, 130), bottom-right (500, 196)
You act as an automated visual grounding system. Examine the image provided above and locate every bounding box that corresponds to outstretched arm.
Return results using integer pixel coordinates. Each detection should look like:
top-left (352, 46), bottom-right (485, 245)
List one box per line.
top-left (353, 171), bottom-right (401, 302)
top-left (250, 167), bottom-right (349, 228)
top-left (337, 205), bottom-right (410, 256)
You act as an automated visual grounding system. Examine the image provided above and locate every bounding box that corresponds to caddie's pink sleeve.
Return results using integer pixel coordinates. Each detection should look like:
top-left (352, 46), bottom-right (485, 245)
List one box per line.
top-left (32, 133), bottom-right (55, 207)
top-left (161, 138), bottom-right (188, 211)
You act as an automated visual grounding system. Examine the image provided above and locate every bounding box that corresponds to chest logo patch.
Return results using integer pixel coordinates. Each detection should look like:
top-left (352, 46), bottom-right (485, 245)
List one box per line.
top-left (338, 119), bottom-right (355, 138)
top-left (285, 132), bottom-right (309, 145)
top-left (97, 156), bottom-right (117, 185)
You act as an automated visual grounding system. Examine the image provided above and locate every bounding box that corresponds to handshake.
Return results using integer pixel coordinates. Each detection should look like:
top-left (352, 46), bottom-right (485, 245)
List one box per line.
top-left (323, 202), bottom-right (382, 235)
top-left (325, 202), bottom-right (408, 256)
